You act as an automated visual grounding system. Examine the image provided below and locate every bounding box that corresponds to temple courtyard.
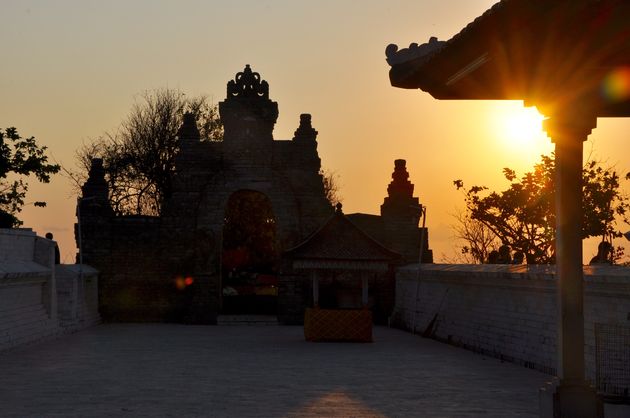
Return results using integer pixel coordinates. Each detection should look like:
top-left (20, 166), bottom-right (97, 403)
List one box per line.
top-left (0, 324), bottom-right (549, 417)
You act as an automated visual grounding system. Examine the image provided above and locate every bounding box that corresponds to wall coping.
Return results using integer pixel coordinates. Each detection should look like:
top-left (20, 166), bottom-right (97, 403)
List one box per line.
top-left (56, 264), bottom-right (98, 275)
top-left (398, 263), bottom-right (630, 284)
top-left (0, 228), bottom-right (36, 237)
top-left (0, 260), bottom-right (50, 280)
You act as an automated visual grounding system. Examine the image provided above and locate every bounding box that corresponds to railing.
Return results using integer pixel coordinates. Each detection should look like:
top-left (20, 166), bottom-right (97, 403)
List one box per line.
top-left (596, 323), bottom-right (630, 400)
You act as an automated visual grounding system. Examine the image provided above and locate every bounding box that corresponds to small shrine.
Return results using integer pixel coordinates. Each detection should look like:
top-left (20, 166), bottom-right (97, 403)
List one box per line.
top-left (284, 203), bottom-right (401, 342)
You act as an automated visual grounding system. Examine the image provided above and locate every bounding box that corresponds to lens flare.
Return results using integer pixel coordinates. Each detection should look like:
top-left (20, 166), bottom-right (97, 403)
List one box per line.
top-left (175, 276), bottom-right (194, 290)
top-left (602, 67), bottom-right (630, 102)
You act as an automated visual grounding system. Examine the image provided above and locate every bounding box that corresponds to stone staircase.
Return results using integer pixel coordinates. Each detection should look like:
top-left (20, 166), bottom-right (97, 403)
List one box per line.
top-left (217, 315), bottom-right (278, 326)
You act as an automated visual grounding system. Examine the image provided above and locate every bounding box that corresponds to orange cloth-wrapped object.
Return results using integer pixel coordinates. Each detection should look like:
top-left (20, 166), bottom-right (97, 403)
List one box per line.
top-left (304, 307), bottom-right (372, 342)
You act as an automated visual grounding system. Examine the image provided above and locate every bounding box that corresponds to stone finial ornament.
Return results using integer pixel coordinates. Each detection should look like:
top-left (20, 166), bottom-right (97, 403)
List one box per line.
top-left (227, 64), bottom-right (269, 99)
top-left (82, 158), bottom-right (108, 194)
top-left (387, 159), bottom-right (414, 199)
top-left (293, 114), bottom-right (318, 141)
top-left (79, 158), bottom-right (112, 214)
top-left (177, 112), bottom-right (200, 142)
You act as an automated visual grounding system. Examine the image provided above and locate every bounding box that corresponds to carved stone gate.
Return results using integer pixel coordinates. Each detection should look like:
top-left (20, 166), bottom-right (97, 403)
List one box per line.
top-left (78, 66), bottom-right (332, 323)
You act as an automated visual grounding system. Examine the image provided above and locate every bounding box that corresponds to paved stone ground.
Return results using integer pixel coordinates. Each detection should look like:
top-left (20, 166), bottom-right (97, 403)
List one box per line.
top-left (0, 324), bottom-right (550, 417)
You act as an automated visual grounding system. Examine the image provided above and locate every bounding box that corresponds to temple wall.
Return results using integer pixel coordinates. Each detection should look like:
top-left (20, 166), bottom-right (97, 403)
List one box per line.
top-left (84, 213), bottom-right (221, 324)
top-left (393, 264), bottom-right (630, 388)
top-left (91, 216), bottom-right (169, 322)
top-left (0, 229), bottom-right (99, 351)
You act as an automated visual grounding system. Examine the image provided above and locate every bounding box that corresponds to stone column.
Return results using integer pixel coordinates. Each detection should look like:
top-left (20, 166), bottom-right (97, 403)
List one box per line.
top-left (542, 113), bottom-right (601, 417)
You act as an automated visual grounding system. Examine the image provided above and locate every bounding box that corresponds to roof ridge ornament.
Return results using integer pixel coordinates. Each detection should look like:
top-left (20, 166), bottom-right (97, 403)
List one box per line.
top-left (385, 37), bottom-right (445, 66)
top-left (227, 64), bottom-right (269, 99)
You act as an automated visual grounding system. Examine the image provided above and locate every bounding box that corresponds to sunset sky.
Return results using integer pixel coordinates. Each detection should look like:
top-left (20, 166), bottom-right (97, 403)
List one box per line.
top-left (3, 0), bottom-right (630, 263)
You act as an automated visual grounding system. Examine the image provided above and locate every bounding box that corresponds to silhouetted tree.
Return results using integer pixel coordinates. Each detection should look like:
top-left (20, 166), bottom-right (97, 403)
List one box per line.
top-left (451, 210), bottom-right (500, 264)
top-left (454, 154), bottom-right (630, 264)
top-left (320, 168), bottom-right (342, 207)
top-left (0, 128), bottom-right (60, 227)
top-left (75, 89), bottom-right (223, 216)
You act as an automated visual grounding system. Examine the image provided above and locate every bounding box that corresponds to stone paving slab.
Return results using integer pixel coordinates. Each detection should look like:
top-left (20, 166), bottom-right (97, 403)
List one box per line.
top-left (0, 324), bottom-right (549, 417)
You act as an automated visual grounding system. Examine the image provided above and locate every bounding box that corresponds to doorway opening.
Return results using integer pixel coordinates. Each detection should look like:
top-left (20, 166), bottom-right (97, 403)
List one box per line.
top-left (221, 190), bottom-right (278, 314)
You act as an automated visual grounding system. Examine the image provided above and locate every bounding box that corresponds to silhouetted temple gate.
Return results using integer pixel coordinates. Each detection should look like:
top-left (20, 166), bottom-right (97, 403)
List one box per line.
top-left (77, 65), bottom-right (433, 324)
top-left (78, 66), bottom-right (331, 323)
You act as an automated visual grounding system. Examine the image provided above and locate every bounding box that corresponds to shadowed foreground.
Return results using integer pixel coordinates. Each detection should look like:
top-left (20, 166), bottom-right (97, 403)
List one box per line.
top-left (0, 325), bottom-right (548, 417)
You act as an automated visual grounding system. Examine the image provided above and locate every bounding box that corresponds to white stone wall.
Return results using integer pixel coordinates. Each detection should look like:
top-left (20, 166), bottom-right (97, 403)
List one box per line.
top-left (55, 264), bottom-right (100, 331)
top-left (0, 275), bottom-right (57, 350)
top-left (0, 228), bottom-right (37, 261)
top-left (393, 264), bottom-right (630, 384)
top-left (1, 229), bottom-right (57, 350)
top-left (0, 228), bottom-right (100, 351)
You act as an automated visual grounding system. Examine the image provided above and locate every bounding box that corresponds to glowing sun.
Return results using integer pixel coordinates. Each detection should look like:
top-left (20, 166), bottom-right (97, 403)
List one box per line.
top-left (496, 104), bottom-right (546, 148)
top-left (485, 102), bottom-right (554, 167)
top-left (492, 103), bottom-right (546, 148)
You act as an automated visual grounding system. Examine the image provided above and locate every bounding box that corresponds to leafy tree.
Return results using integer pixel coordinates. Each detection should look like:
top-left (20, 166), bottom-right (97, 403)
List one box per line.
top-left (454, 154), bottom-right (630, 264)
top-left (75, 89), bottom-right (223, 216)
top-left (0, 128), bottom-right (60, 227)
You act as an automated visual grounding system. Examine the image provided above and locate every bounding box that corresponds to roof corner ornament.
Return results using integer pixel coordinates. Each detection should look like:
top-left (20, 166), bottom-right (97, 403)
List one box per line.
top-left (385, 36), bottom-right (445, 66)
top-left (227, 64), bottom-right (269, 99)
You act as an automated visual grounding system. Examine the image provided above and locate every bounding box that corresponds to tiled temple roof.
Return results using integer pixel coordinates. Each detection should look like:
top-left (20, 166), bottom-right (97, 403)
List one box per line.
top-left (285, 203), bottom-right (400, 267)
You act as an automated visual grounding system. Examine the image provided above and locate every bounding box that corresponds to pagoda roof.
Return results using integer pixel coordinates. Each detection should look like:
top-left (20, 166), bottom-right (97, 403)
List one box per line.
top-left (284, 204), bottom-right (400, 271)
top-left (387, 0), bottom-right (630, 117)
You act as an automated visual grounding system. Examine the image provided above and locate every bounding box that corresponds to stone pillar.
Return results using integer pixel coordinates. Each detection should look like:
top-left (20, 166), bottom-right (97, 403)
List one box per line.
top-left (541, 113), bottom-right (601, 417)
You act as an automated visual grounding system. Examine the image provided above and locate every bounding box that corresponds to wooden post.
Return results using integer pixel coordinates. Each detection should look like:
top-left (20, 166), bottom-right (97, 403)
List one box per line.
top-left (543, 113), bottom-right (600, 417)
top-left (312, 270), bottom-right (319, 307)
top-left (361, 275), bottom-right (368, 307)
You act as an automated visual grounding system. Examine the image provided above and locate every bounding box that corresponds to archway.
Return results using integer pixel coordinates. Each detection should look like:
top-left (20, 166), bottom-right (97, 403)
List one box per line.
top-left (221, 190), bottom-right (279, 314)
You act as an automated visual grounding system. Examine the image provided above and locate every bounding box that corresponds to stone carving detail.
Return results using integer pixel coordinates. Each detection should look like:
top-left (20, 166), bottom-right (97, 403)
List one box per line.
top-left (227, 64), bottom-right (269, 99)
